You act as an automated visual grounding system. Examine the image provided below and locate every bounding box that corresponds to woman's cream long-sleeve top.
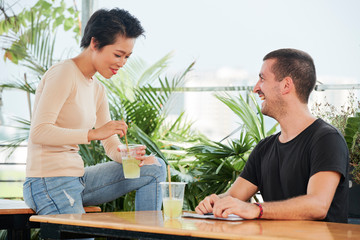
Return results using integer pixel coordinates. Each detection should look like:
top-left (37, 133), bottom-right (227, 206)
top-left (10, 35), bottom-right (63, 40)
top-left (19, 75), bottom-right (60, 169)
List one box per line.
top-left (26, 59), bottom-right (122, 177)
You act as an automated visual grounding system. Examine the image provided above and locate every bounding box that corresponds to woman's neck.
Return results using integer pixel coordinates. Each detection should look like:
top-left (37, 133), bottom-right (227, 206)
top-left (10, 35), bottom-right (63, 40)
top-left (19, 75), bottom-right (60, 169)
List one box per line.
top-left (72, 49), bottom-right (96, 80)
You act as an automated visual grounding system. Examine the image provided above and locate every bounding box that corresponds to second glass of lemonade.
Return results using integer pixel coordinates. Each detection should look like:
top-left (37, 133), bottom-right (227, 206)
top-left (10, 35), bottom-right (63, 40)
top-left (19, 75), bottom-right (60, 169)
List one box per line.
top-left (119, 144), bottom-right (143, 179)
top-left (160, 182), bottom-right (187, 218)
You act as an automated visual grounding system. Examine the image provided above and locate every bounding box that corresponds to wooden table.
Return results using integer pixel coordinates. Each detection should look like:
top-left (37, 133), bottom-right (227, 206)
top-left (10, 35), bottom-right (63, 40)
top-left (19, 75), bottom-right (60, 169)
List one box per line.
top-left (0, 199), bottom-right (39, 240)
top-left (0, 199), bottom-right (101, 240)
top-left (30, 211), bottom-right (360, 240)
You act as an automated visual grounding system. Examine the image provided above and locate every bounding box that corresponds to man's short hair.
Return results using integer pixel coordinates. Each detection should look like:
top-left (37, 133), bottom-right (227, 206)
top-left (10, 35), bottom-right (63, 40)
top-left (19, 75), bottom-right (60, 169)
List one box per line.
top-left (263, 48), bottom-right (316, 103)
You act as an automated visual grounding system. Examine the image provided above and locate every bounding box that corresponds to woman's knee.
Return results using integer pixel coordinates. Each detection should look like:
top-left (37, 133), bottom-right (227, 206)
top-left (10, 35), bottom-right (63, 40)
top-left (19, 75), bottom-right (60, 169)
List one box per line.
top-left (157, 157), bottom-right (167, 180)
top-left (144, 157), bottom-right (166, 181)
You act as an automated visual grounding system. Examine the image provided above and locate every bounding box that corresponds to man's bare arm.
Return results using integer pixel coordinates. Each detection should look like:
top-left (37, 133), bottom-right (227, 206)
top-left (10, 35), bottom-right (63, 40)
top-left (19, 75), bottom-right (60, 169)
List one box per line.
top-left (225, 177), bottom-right (259, 201)
top-left (213, 171), bottom-right (341, 220)
top-left (259, 171), bottom-right (341, 220)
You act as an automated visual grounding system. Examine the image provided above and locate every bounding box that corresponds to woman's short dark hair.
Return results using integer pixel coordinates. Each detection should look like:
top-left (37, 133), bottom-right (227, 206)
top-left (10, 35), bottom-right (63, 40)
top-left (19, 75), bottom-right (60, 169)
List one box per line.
top-left (80, 8), bottom-right (145, 49)
top-left (263, 48), bottom-right (316, 103)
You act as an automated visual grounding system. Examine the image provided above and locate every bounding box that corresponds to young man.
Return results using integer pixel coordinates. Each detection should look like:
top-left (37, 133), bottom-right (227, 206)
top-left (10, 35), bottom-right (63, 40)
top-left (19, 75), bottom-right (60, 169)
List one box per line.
top-left (195, 48), bottom-right (349, 223)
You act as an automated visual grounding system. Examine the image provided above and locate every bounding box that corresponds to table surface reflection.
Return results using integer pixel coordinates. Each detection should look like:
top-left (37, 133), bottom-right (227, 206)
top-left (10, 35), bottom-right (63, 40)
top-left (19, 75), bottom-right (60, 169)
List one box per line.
top-left (30, 211), bottom-right (360, 240)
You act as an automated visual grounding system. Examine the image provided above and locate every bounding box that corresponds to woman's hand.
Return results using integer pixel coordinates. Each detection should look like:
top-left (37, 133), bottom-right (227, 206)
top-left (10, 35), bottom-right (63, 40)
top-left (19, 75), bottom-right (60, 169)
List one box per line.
top-left (117, 145), bottom-right (159, 166)
top-left (88, 120), bottom-right (128, 141)
top-left (138, 155), bottom-right (161, 167)
top-left (117, 144), bottom-right (146, 157)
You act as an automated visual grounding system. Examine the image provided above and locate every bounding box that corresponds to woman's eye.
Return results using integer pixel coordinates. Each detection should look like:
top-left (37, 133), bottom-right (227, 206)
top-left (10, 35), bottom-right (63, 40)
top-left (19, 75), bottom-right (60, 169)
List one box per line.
top-left (115, 54), bottom-right (121, 58)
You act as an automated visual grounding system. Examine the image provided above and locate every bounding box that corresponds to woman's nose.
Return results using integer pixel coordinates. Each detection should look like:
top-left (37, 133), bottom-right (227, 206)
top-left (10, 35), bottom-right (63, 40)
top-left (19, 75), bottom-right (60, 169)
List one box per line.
top-left (117, 58), bottom-right (127, 68)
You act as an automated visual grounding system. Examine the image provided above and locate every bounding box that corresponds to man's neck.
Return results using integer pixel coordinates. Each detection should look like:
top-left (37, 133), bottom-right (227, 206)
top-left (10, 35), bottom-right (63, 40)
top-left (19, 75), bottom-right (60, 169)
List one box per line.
top-left (277, 106), bottom-right (316, 143)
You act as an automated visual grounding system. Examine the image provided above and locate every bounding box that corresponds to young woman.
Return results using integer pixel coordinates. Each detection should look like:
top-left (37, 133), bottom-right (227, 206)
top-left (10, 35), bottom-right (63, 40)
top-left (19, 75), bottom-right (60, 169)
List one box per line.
top-left (23, 8), bottom-right (166, 215)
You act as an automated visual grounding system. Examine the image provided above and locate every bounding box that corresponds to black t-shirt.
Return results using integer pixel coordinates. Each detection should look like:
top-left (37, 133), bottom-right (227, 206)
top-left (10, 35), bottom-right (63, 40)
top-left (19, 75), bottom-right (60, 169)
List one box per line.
top-left (240, 119), bottom-right (349, 223)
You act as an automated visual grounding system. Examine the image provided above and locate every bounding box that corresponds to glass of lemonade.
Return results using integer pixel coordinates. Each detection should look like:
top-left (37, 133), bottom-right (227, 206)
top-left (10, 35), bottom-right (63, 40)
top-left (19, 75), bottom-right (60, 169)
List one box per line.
top-left (160, 182), bottom-right (187, 218)
top-left (119, 144), bottom-right (143, 179)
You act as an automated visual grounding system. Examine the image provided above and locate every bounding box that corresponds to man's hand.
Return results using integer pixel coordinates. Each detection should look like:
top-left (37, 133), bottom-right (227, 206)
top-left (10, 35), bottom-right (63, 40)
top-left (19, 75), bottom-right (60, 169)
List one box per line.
top-left (212, 196), bottom-right (260, 219)
top-left (195, 194), bottom-right (220, 214)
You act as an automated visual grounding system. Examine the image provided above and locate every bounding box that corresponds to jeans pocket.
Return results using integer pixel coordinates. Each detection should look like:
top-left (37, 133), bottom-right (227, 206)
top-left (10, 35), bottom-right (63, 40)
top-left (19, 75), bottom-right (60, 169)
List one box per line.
top-left (23, 181), bottom-right (37, 212)
top-left (79, 176), bottom-right (86, 187)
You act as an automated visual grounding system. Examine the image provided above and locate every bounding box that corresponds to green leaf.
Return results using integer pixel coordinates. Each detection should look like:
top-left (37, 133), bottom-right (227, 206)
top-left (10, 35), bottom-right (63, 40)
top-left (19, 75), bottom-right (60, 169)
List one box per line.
top-left (63, 18), bottom-right (74, 31)
top-left (54, 15), bottom-right (65, 27)
top-left (128, 124), bottom-right (168, 164)
top-left (67, 7), bottom-right (75, 15)
top-left (344, 113), bottom-right (360, 149)
top-left (0, 21), bottom-right (4, 35)
top-left (40, 1), bottom-right (52, 9)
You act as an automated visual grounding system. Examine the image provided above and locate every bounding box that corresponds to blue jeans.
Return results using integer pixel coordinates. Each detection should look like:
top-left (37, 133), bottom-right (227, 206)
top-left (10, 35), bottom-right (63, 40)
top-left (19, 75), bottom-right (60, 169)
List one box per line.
top-left (23, 158), bottom-right (166, 215)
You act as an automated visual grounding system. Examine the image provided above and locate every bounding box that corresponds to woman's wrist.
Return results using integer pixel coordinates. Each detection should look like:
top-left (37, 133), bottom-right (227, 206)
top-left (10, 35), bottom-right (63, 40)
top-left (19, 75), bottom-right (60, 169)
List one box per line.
top-left (88, 129), bottom-right (95, 141)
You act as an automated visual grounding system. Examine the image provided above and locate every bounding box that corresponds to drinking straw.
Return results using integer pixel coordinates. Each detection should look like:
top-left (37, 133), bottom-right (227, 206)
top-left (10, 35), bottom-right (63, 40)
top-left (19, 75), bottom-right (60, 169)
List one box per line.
top-left (167, 164), bottom-right (172, 199)
top-left (124, 134), bottom-right (129, 152)
top-left (122, 118), bottom-right (130, 154)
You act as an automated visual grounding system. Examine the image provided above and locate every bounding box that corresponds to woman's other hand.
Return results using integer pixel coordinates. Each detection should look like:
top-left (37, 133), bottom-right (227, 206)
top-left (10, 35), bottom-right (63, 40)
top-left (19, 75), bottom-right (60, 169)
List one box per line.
top-left (139, 155), bottom-right (161, 167)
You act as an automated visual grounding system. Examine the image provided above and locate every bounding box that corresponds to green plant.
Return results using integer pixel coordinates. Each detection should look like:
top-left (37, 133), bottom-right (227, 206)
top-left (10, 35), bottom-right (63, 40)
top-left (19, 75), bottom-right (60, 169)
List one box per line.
top-left (344, 112), bottom-right (360, 184)
top-left (78, 53), bottom-right (195, 165)
top-left (183, 92), bottom-right (278, 209)
top-left (216, 92), bottom-right (278, 143)
top-left (77, 55), bottom-right (197, 211)
top-left (186, 130), bottom-right (253, 206)
top-left (312, 91), bottom-right (360, 184)
top-left (1, 0), bottom-right (80, 66)
top-left (0, 229), bottom-right (5, 240)
top-left (0, 0), bottom-right (79, 149)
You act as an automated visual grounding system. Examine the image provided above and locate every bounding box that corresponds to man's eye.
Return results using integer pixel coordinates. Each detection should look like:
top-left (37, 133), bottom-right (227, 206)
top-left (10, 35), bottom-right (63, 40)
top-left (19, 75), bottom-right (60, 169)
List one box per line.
top-left (115, 54), bottom-right (121, 58)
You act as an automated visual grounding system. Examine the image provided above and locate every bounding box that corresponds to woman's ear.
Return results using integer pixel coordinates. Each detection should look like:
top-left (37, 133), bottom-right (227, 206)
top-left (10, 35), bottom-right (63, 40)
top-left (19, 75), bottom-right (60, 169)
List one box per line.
top-left (90, 37), bottom-right (99, 50)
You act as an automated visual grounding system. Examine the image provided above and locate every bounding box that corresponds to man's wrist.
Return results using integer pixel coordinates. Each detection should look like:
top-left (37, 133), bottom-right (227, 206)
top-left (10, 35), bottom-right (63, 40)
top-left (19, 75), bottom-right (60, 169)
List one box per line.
top-left (253, 203), bottom-right (263, 219)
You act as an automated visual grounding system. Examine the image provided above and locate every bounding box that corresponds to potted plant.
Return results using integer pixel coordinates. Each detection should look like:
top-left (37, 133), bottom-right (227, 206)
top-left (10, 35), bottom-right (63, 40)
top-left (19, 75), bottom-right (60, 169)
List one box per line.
top-left (344, 112), bottom-right (360, 219)
top-left (182, 92), bottom-right (278, 209)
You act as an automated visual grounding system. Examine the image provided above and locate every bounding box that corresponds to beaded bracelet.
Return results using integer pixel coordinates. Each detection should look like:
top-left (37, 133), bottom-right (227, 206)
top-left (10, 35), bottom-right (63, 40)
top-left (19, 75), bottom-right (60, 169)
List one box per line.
top-left (254, 203), bottom-right (263, 219)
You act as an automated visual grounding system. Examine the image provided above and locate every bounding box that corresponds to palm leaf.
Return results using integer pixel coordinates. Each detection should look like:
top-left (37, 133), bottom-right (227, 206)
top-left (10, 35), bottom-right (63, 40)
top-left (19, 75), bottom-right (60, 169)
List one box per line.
top-left (136, 52), bottom-right (173, 86)
top-left (0, 77), bottom-right (37, 94)
top-left (100, 53), bottom-right (173, 101)
top-left (3, 13), bottom-right (55, 76)
top-left (215, 92), bottom-right (267, 143)
top-left (0, 116), bottom-right (30, 157)
top-left (127, 124), bottom-right (167, 164)
top-left (157, 112), bottom-right (198, 141)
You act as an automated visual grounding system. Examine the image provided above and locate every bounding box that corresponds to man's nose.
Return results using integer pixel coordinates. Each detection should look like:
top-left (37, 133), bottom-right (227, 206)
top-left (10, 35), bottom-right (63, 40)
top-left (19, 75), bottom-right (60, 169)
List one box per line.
top-left (253, 81), bottom-right (260, 93)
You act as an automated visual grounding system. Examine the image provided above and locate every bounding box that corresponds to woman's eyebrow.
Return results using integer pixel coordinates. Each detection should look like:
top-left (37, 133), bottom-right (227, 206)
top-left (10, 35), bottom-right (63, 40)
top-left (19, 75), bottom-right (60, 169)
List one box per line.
top-left (115, 49), bottom-right (132, 55)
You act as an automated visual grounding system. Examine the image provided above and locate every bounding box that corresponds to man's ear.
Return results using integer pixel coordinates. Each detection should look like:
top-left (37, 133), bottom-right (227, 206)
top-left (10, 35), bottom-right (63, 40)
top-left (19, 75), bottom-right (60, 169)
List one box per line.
top-left (281, 76), bottom-right (294, 95)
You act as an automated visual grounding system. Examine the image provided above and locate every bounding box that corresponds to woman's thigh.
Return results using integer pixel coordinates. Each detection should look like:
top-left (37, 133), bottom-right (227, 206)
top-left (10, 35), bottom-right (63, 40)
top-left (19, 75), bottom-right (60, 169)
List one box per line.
top-left (82, 160), bottom-right (165, 206)
top-left (23, 177), bottom-right (85, 215)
